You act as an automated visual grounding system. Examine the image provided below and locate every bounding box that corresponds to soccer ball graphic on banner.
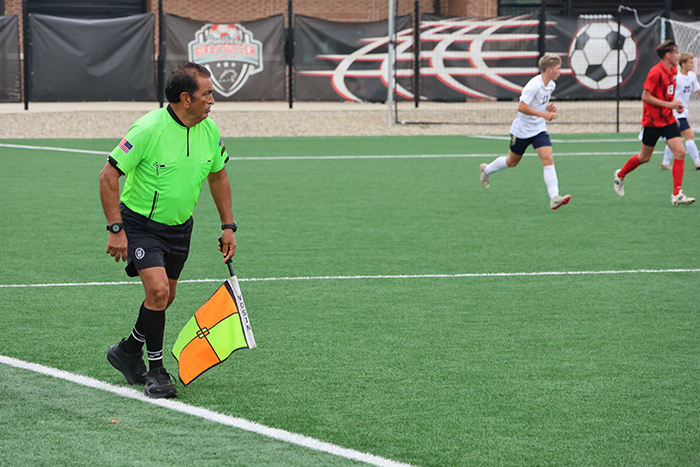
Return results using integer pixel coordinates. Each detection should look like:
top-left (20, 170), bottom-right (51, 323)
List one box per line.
top-left (568, 20), bottom-right (638, 91)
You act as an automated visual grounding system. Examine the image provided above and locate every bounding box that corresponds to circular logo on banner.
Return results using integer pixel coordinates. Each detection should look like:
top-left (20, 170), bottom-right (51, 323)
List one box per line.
top-left (568, 20), bottom-right (638, 91)
top-left (135, 247), bottom-right (146, 260)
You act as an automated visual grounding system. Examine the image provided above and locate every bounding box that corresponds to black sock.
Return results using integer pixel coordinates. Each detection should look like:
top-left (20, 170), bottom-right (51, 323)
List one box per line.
top-left (122, 304), bottom-right (147, 354)
top-left (140, 303), bottom-right (166, 371)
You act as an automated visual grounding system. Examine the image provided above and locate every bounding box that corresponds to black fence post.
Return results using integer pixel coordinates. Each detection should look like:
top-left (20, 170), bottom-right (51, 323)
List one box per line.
top-left (158, 0), bottom-right (164, 107)
top-left (413, 0), bottom-right (420, 108)
top-left (616, 4), bottom-right (622, 133)
top-left (537, 0), bottom-right (546, 59)
top-left (22, 0), bottom-right (28, 110)
top-left (287, 0), bottom-right (293, 109)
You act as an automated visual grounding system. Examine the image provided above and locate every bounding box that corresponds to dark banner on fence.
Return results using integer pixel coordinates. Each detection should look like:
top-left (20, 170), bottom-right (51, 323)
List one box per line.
top-left (417, 13), bottom-right (540, 102)
top-left (413, 13), bottom-right (661, 103)
top-left (25, 0), bottom-right (145, 19)
top-left (548, 13), bottom-right (661, 100)
top-left (164, 13), bottom-right (285, 101)
top-left (294, 15), bottom-right (412, 102)
top-left (29, 13), bottom-right (156, 102)
top-left (0, 15), bottom-right (20, 102)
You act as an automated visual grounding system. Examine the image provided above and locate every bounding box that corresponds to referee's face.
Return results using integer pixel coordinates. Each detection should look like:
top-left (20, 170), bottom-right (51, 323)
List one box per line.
top-left (189, 76), bottom-right (215, 125)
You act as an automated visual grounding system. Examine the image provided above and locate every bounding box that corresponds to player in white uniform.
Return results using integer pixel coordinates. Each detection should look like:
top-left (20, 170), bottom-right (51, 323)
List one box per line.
top-left (479, 54), bottom-right (571, 210)
top-left (661, 53), bottom-right (700, 170)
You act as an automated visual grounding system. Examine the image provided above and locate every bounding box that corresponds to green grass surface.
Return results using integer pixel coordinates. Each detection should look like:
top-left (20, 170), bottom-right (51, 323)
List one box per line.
top-left (1, 135), bottom-right (699, 466)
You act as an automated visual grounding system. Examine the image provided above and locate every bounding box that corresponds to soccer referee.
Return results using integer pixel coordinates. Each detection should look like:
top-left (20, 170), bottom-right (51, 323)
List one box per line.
top-left (99, 62), bottom-right (236, 398)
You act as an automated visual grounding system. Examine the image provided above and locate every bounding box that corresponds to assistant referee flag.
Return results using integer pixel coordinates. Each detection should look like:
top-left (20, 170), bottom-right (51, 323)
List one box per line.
top-left (172, 275), bottom-right (256, 385)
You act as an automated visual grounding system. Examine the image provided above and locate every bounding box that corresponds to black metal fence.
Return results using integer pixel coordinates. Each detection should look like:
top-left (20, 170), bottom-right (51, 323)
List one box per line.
top-left (392, 1), bottom-right (700, 131)
top-left (1, 0), bottom-right (698, 134)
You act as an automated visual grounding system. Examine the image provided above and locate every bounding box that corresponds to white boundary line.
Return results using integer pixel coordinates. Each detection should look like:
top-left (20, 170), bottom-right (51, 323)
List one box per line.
top-left (0, 141), bottom-right (651, 162)
top-left (2, 268), bottom-right (699, 289)
top-left (0, 143), bottom-right (110, 155)
top-left (0, 354), bottom-right (415, 467)
top-left (471, 135), bottom-right (641, 143)
top-left (225, 152), bottom-right (643, 160)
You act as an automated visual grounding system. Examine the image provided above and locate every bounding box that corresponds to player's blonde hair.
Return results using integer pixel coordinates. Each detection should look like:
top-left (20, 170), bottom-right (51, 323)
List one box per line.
top-left (680, 52), bottom-right (694, 64)
top-left (538, 54), bottom-right (562, 73)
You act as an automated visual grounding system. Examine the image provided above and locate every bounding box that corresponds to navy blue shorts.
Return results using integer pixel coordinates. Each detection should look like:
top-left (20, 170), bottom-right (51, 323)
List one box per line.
top-left (678, 118), bottom-right (690, 132)
top-left (640, 123), bottom-right (681, 147)
top-left (509, 131), bottom-right (552, 156)
top-left (120, 203), bottom-right (193, 280)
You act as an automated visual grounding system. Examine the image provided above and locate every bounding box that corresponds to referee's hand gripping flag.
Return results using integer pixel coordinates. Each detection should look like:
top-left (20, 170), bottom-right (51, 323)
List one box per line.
top-left (172, 237), bottom-right (256, 386)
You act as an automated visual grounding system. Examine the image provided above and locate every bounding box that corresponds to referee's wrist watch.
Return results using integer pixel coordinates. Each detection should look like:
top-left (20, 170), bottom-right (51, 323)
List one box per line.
top-left (107, 222), bottom-right (123, 234)
top-left (221, 222), bottom-right (237, 233)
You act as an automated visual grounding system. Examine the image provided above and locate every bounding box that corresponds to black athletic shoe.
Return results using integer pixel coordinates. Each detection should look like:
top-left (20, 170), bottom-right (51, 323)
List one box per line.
top-left (107, 339), bottom-right (148, 385)
top-left (144, 367), bottom-right (178, 399)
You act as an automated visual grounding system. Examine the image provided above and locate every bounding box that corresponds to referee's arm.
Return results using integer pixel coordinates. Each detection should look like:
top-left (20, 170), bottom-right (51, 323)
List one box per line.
top-left (208, 167), bottom-right (236, 262)
top-left (99, 162), bottom-right (128, 262)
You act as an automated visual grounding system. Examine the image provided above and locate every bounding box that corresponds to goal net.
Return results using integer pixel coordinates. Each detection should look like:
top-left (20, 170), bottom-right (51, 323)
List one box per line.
top-left (668, 19), bottom-right (700, 130)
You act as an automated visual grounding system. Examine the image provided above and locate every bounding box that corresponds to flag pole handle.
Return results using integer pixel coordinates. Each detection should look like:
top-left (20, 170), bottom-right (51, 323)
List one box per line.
top-left (218, 237), bottom-right (235, 277)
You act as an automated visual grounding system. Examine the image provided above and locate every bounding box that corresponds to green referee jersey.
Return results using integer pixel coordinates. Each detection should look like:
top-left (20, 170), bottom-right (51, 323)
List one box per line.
top-left (109, 106), bottom-right (229, 226)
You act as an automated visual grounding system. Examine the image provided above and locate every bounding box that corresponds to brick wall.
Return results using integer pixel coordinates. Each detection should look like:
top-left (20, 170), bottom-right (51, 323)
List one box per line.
top-left (156, 0), bottom-right (286, 22)
top-left (6, 0), bottom-right (497, 53)
top-left (5, 0), bottom-right (497, 52)
top-left (5, 0), bottom-right (497, 24)
top-left (156, 0), bottom-right (485, 23)
top-left (445, 0), bottom-right (497, 18)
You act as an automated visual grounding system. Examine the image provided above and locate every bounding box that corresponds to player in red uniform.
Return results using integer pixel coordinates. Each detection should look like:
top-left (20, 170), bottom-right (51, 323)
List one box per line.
top-left (613, 40), bottom-right (694, 205)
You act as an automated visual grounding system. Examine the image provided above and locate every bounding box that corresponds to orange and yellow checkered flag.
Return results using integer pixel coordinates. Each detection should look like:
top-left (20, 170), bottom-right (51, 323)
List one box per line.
top-left (172, 274), bottom-right (256, 386)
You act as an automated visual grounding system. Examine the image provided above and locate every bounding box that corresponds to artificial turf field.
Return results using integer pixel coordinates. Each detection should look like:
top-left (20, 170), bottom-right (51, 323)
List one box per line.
top-left (0, 134), bottom-right (699, 466)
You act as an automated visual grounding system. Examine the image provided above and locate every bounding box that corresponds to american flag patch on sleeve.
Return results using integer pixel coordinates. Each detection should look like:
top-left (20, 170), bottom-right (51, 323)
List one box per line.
top-left (118, 138), bottom-right (133, 154)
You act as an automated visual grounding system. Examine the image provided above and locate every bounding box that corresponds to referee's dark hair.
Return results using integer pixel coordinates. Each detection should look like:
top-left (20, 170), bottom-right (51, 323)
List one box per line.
top-left (655, 40), bottom-right (677, 60)
top-left (165, 62), bottom-right (211, 103)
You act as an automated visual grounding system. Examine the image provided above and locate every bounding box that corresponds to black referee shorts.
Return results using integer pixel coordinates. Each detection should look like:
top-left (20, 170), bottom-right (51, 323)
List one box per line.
top-left (120, 203), bottom-right (193, 280)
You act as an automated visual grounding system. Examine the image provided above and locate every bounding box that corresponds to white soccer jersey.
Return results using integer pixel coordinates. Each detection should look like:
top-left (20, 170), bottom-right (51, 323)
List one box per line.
top-left (509, 74), bottom-right (556, 139)
top-left (673, 70), bottom-right (700, 119)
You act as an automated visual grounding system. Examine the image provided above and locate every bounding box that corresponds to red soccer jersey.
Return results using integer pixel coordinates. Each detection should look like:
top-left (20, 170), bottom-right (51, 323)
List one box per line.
top-left (641, 61), bottom-right (677, 127)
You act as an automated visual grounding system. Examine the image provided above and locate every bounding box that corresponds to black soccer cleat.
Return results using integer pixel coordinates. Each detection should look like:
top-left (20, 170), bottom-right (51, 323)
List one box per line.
top-left (144, 367), bottom-right (178, 399)
top-left (107, 339), bottom-right (148, 385)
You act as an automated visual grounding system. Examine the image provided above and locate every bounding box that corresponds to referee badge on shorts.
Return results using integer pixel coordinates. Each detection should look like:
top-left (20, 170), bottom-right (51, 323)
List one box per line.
top-left (135, 247), bottom-right (146, 260)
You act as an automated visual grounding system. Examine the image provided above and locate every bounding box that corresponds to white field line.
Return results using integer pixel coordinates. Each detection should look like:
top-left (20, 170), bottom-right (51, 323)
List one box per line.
top-left (0, 355), bottom-right (415, 467)
top-left (0, 143), bottom-right (110, 155)
top-left (225, 152), bottom-right (645, 160)
top-left (2, 268), bottom-right (700, 289)
top-left (471, 135), bottom-right (642, 143)
top-left (0, 142), bottom-right (662, 161)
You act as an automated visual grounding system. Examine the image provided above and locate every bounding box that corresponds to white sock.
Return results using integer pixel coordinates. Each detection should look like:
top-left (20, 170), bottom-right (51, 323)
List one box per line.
top-left (662, 144), bottom-right (674, 166)
top-left (543, 165), bottom-right (559, 199)
top-left (686, 140), bottom-right (700, 166)
top-left (484, 156), bottom-right (508, 175)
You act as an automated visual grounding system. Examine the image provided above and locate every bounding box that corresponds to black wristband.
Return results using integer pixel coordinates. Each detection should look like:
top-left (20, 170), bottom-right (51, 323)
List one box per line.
top-left (221, 222), bottom-right (237, 232)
